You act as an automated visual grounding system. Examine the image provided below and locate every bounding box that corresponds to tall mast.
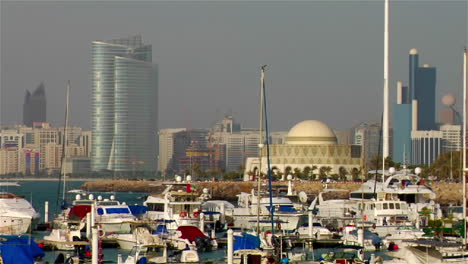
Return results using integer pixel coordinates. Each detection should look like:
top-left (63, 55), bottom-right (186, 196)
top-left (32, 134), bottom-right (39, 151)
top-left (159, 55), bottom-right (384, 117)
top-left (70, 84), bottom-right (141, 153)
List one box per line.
top-left (256, 66), bottom-right (266, 234)
top-left (463, 48), bottom-right (467, 244)
top-left (58, 81), bottom-right (70, 208)
top-left (382, 0), bottom-right (390, 182)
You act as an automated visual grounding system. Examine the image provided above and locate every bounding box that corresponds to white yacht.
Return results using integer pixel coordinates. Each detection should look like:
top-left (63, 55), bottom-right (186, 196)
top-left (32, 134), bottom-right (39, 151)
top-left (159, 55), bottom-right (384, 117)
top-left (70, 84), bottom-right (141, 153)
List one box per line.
top-left (143, 179), bottom-right (210, 230)
top-left (0, 192), bottom-right (40, 235)
top-left (226, 184), bottom-right (308, 232)
top-left (350, 168), bottom-right (441, 219)
top-left (309, 188), bottom-right (358, 228)
top-left (355, 194), bottom-right (418, 237)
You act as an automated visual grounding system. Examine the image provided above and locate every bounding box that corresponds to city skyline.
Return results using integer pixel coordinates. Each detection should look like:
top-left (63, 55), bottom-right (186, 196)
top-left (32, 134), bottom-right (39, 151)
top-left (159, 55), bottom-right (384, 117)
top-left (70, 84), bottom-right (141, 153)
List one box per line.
top-left (1, 1), bottom-right (466, 132)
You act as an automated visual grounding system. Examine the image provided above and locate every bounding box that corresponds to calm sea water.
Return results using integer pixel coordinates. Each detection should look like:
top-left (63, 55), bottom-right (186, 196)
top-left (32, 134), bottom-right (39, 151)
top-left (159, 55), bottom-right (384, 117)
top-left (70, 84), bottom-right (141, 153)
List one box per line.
top-left (9, 180), bottom-right (388, 263)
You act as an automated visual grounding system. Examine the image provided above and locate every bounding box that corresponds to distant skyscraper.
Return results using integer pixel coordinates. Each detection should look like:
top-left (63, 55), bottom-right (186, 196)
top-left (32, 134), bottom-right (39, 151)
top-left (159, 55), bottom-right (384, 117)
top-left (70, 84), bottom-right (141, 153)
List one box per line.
top-left (393, 49), bottom-right (437, 164)
top-left (409, 49), bottom-right (437, 130)
top-left (91, 35), bottom-right (158, 173)
top-left (23, 83), bottom-right (46, 127)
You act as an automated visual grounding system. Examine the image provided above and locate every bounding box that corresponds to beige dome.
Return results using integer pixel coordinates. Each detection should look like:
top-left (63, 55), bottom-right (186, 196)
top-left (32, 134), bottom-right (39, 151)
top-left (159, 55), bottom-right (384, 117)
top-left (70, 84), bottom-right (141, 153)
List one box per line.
top-left (286, 120), bottom-right (337, 145)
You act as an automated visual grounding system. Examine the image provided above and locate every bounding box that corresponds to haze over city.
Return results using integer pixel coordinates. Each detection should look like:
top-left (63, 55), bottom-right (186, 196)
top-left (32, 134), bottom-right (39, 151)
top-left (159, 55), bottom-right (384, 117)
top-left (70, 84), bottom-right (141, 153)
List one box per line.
top-left (2, 1), bottom-right (466, 131)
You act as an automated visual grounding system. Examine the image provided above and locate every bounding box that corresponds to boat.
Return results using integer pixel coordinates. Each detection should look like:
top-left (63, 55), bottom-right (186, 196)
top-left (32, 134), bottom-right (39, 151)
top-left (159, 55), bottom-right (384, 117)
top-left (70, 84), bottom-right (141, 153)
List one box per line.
top-left (349, 168), bottom-right (442, 220)
top-left (122, 243), bottom-right (200, 264)
top-left (309, 188), bottom-right (358, 229)
top-left (341, 225), bottom-right (383, 250)
top-left (112, 225), bottom-right (165, 250)
top-left (143, 180), bottom-right (209, 230)
top-left (385, 239), bottom-right (468, 263)
top-left (355, 194), bottom-right (418, 237)
top-left (42, 225), bottom-right (86, 251)
top-left (294, 221), bottom-right (334, 239)
top-left (0, 192), bottom-right (40, 235)
top-left (0, 236), bottom-right (46, 264)
top-left (226, 184), bottom-right (308, 232)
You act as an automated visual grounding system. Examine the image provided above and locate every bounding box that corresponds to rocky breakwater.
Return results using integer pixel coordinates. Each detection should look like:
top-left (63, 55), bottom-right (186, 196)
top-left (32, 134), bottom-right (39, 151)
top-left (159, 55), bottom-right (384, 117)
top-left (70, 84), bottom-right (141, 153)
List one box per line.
top-left (80, 180), bottom-right (464, 205)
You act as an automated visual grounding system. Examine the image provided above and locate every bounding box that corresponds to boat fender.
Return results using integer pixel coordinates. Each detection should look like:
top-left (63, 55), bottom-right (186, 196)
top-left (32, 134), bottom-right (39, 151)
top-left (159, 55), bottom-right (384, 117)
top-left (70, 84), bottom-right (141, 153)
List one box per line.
top-left (180, 211), bottom-right (187, 217)
top-left (193, 211), bottom-right (200, 217)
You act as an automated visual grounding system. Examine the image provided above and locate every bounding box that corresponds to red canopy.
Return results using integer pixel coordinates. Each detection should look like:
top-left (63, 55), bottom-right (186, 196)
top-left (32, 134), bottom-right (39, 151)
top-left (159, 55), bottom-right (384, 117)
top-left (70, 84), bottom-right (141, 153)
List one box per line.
top-left (68, 205), bottom-right (92, 220)
top-left (177, 226), bottom-right (206, 242)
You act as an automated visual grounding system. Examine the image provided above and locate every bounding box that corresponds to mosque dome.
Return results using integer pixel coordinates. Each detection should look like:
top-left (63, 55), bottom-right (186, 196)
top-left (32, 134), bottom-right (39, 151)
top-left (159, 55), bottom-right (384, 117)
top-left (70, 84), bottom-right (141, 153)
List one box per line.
top-left (286, 120), bottom-right (337, 145)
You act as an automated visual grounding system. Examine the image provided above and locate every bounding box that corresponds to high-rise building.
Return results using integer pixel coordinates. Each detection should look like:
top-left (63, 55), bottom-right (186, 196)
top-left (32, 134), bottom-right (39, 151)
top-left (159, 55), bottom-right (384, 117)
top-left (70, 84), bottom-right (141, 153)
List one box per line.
top-left (393, 49), bottom-right (438, 165)
top-left (411, 130), bottom-right (442, 165)
top-left (440, 124), bottom-right (461, 153)
top-left (91, 35), bottom-right (158, 173)
top-left (158, 128), bottom-right (186, 176)
top-left (409, 49), bottom-right (437, 130)
top-left (23, 83), bottom-right (46, 127)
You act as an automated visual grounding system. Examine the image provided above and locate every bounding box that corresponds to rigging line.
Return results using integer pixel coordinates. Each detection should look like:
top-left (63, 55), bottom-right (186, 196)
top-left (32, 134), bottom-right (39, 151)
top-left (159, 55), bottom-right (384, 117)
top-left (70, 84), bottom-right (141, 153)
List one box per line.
top-left (373, 114), bottom-right (384, 198)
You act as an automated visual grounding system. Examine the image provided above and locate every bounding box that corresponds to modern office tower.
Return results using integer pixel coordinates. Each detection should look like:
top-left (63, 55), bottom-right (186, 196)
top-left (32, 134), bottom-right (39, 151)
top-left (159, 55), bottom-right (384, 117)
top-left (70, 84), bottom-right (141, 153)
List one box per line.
top-left (393, 81), bottom-right (413, 163)
top-left (158, 128), bottom-right (187, 176)
top-left (23, 83), bottom-right (46, 127)
top-left (393, 49), bottom-right (438, 165)
top-left (409, 49), bottom-right (437, 130)
top-left (411, 130), bottom-right (442, 165)
top-left (91, 35), bottom-right (158, 173)
top-left (440, 124), bottom-right (461, 153)
top-left (353, 121), bottom-right (388, 165)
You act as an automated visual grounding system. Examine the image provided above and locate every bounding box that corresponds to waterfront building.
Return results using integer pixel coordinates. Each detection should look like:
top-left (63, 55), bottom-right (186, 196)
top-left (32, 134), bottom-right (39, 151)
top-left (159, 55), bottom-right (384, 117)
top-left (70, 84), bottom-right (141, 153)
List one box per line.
top-left (411, 130), bottom-right (442, 165)
top-left (158, 128), bottom-right (187, 176)
top-left (0, 147), bottom-right (19, 175)
top-left (91, 35), bottom-right (158, 173)
top-left (0, 130), bottom-right (24, 149)
top-left (244, 120), bottom-right (362, 181)
top-left (440, 124), bottom-right (461, 153)
top-left (23, 83), bottom-right (46, 127)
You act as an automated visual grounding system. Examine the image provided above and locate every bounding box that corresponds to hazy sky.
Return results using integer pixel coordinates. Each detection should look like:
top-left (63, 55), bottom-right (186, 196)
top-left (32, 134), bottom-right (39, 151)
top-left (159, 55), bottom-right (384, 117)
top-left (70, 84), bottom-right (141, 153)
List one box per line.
top-left (1, 1), bottom-right (466, 131)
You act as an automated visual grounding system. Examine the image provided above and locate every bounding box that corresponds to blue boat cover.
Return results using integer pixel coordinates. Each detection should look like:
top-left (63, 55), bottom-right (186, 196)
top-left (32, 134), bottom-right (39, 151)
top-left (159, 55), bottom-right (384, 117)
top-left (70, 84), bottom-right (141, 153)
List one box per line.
top-left (233, 233), bottom-right (261, 251)
top-left (0, 237), bottom-right (44, 264)
top-left (201, 211), bottom-right (221, 215)
top-left (129, 205), bottom-right (148, 215)
top-left (266, 205), bottom-right (297, 213)
top-left (153, 225), bottom-right (169, 235)
top-left (97, 207), bottom-right (130, 215)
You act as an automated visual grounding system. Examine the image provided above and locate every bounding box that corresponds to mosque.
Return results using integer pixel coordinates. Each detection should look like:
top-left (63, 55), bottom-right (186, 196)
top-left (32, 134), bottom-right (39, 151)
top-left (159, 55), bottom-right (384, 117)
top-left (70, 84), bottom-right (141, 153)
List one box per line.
top-left (244, 120), bottom-right (363, 181)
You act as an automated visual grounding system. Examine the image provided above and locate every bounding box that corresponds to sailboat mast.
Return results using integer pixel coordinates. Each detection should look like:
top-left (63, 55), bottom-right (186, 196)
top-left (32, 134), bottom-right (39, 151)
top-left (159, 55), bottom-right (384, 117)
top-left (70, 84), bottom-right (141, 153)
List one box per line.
top-left (463, 48), bottom-right (467, 244)
top-left (256, 66), bottom-right (266, 234)
top-left (382, 0), bottom-right (390, 182)
top-left (61, 81), bottom-right (71, 202)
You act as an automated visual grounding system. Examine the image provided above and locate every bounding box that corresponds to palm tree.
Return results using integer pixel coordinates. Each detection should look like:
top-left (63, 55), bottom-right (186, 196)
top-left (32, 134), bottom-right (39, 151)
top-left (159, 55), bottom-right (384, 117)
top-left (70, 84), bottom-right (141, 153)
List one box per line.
top-left (351, 167), bottom-right (361, 181)
top-left (319, 166), bottom-right (332, 180)
top-left (311, 165), bottom-right (318, 181)
top-left (338, 167), bottom-right (348, 181)
top-left (303, 166), bottom-right (311, 181)
top-left (293, 168), bottom-right (302, 179)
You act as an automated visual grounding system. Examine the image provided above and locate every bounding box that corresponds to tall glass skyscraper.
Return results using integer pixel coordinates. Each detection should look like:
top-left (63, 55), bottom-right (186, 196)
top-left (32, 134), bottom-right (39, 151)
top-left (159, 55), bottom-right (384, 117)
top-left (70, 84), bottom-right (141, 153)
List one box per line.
top-left (23, 82), bottom-right (46, 127)
top-left (91, 35), bottom-right (158, 173)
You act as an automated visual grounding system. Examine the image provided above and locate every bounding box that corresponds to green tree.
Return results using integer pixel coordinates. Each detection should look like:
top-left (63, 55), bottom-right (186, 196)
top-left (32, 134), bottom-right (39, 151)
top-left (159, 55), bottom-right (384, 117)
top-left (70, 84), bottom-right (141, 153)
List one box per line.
top-left (338, 167), bottom-right (348, 181)
top-left (319, 166), bottom-right (332, 180)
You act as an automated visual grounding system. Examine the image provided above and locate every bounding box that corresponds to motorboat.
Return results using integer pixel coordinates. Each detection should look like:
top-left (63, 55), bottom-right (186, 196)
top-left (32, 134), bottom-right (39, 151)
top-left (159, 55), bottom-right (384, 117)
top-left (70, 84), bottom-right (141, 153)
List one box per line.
top-left (294, 221), bottom-right (333, 239)
top-left (143, 181), bottom-right (209, 230)
top-left (309, 188), bottom-right (359, 229)
top-left (112, 226), bottom-right (165, 250)
top-left (122, 243), bottom-right (200, 263)
top-left (42, 226), bottom-right (87, 251)
top-left (54, 194), bottom-right (136, 235)
top-left (0, 192), bottom-right (40, 235)
top-left (355, 195), bottom-right (418, 237)
top-left (350, 168), bottom-right (442, 219)
top-left (0, 236), bottom-right (46, 264)
top-left (226, 184), bottom-right (309, 232)
top-left (341, 225), bottom-right (383, 250)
